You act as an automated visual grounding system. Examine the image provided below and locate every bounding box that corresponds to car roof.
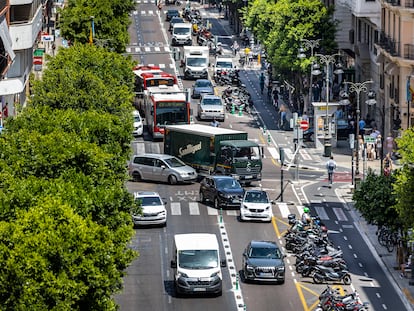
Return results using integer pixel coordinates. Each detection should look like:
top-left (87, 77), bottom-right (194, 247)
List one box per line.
top-left (210, 175), bottom-right (237, 181)
top-left (134, 191), bottom-right (161, 199)
top-left (133, 153), bottom-right (175, 160)
top-left (245, 189), bottom-right (267, 195)
top-left (171, 16), bottom-right (183, 21)
top-left (167, 9), bottom-right (179, 13)
top-left (201, 94), bottom-right (220, 99)
top-left (195, 79), bottom-right (211, 84)
top-left (250, 240), bottom-right (278, 248)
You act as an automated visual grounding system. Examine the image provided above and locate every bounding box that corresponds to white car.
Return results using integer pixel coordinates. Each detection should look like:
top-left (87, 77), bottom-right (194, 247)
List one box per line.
top-left (132, 191), bottom-right (167, 227)
top-left (240, 190), bottom-right (273, 222)
top-left (133, 110), bottom-right (143, 137)
top-left (197, 94), bottom-right (225, 121)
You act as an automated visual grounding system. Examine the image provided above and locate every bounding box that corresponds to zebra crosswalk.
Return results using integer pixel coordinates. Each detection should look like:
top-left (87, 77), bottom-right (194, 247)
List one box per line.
top-left (164, 201), bottom-right (349, 222)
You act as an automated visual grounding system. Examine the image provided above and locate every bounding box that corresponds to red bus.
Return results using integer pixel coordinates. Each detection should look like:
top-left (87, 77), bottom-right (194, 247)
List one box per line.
top-left (144, 85), bottom-right (191, 140)
top-left (133, 65), bottom-right (179, 116)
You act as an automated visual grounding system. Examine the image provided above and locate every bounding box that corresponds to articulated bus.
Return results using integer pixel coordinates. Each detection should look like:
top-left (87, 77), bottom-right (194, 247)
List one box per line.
top-left (144, 85), bottom-right (191, 140)
top-left (133, 65), bottom-right (179, 115)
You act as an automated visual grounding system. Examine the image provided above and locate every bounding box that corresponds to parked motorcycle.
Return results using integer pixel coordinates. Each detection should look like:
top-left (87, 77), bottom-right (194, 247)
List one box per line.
top-left (312, 265), bottom-right (352, 285)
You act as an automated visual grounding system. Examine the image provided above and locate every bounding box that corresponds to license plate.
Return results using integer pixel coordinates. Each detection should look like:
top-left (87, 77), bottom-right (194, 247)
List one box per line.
top-left (245, 175), bottom-right (253, 179)
top-left (260, 272), bottom-right (273, 277)
top-left (232, 199), bottom-right (240, 203)
top-left (193, 288), bottom-right (206, 292)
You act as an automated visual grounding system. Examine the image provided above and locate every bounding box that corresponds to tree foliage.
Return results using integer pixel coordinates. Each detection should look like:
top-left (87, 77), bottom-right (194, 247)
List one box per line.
top-left (243, 0), bottom-right (337, 77)
top-left (58, 0), bottom-right (135, 53)
top-left (393, 129), bottom-right (414, 230)
top-left (0, 199), bottom-right (135, 310)
top-left (353, 169), bottom-right (400, 229)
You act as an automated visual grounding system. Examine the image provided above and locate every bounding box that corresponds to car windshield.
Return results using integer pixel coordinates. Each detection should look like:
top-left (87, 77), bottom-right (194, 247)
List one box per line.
top-left (196, 81), bottom-right (212, 88)
top-left (138, 196), bottom-right (162, 206)
top-left (249, 246), bottom-right (281, 259)
top-left (244, 192), bottom-right (268, 203)
top-left (134, 115), bottom-right (141, 123)
top-left (174, 27), bottom-right (190, 35)
top-left (216, 178), bottom-right (241, 189)
top-left (216, 61), bottom-right (232, 68)
top-left (164, 157), bottom-right (186, 167)
top-left (187, 58), bottom-right (207, 66)
top-left (178, 250), bottom-right (218, 269)
top-left (202, 98), bottom-right (222, 106)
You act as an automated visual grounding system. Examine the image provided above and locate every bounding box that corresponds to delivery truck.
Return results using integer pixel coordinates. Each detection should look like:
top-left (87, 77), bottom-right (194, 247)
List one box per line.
top-left (164, 124), bottom-right (263, 184)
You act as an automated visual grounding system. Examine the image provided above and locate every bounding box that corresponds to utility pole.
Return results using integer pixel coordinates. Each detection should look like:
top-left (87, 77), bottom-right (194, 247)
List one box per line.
top-left (279, 147), bottom-right (284, 202)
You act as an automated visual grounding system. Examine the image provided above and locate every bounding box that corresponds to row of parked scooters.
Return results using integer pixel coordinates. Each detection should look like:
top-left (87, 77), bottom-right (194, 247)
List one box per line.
top-left (221, 84), bottom-right (253, 114)
top-left (284, 214), bottom-right (369, 310)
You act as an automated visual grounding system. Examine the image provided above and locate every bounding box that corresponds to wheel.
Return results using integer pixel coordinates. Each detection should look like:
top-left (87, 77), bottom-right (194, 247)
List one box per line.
top-left (168, 175), bottom-right (178, 185)
top-left (199, 191), bottom-right (206, 203)
top-left (343, 274), bottom-right (352, 285)
top-left (278, 279), bottom-right (285, 285)
top-left (313, 274), bottom-right (323, 284)
top-left (132, 172), bottom-right (142, 182)
top-left (302, 268), bottom-right (311, 277)
top-left (214, 197), bottom-right (221, 209)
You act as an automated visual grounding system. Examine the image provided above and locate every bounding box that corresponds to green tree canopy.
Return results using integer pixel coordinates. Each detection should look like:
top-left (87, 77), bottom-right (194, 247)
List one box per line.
top-left (243, 0), bottom-right (337, 77)
top-left (30, 44), bottom-right (134, 117)
top-left (353, 169), bottom-right (399, 229)
top-left (0, 199), bottom-right (135, 310)
top-left (58, 0), bottom-right (135, 53)
top-left (393, 129), bottom-right (414, 230)
top-left (5, 106), bottom-right (132, 159)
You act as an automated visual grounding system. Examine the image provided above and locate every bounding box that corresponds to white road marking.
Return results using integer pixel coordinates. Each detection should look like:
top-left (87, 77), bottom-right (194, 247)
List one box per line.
top-left (170, 202), bottom-right (181, 215)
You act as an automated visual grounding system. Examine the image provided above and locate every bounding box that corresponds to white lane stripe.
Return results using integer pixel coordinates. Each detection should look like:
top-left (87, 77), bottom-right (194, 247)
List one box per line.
top-left (283, 148), bottom-right (293, 161)
top-left (144, 47), bottom-right (151, 52)
top-left (164, 46), bottom-right (171, 52)
top-left (154, 46), bottom-right (161, 52)
top-left (333, 207), bottom-right (348, 221)
top-left (314, 205), bottom-right (329, 220)
top-left (170, 202), bottom-right (181, 215)
top-left (296, 205), bottom-right (305, 216)
top-left (268, 146), bottom-right (279, 159)
top-left (159, 63), bottom-right (166, 68)
top-left (189, 202), bottom-right (200, 215)
top-left (126, 47), bottom-right (131, 53)
top-left (277, 202), bottom-right (290, 218)
top-left (207, 206), bottom-right (218, 215)
top-left (299, 149), bottom-right (312, 160)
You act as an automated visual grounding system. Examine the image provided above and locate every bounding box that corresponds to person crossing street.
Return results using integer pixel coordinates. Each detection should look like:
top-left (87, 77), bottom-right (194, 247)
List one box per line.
top-left (326, 156), bottom-right (337, 188)
top-left (259, 72), bottom-right (265, 94)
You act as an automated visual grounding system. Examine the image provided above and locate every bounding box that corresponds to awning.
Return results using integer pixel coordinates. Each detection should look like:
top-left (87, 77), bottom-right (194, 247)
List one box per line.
top-left (0, 18), bottom-right (15, 61)
top-left (385, 62), bottom-right (399, 75)
top-left (0, 78), bottom-right (24, 95)
top-left (376, 52), bottom-right (385, 63)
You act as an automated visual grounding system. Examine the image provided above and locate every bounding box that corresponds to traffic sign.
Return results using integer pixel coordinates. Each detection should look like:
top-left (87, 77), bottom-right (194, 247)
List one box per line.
top-left (299, 120), bottom-right (309, 131)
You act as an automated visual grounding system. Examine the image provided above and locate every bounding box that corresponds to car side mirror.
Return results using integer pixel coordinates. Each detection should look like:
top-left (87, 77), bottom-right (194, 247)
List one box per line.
top-left (271, 200), bottom-right (275, 205)
top-left (220, 259), bottom-right (226, 267)
top-left (171, 260), bottom-right (177, 268)
top-left (161, 165), bottom-right (167, 169)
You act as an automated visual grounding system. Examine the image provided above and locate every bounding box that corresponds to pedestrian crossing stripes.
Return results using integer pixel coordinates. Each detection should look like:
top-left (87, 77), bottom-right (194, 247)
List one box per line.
top-left (126, 45), bottom-right (172, 56)
top-left (162, 201), bottom-right (349, 222)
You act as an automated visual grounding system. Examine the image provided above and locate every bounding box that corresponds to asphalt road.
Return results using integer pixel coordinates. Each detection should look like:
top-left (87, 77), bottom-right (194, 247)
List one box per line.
top-left (115, 1), bottom-right (409, 310)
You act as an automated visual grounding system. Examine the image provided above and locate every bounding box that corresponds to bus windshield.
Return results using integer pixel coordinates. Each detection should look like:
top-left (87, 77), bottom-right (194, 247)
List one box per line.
top-left (156, 101), bottom-right (189, 126)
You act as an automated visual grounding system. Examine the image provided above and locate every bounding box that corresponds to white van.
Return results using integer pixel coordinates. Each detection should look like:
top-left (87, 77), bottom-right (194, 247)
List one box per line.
top-left (171, 233), bottom-right (226, 296)
top-left (214, 55), bottom-right (235, 75)
top-left (172, 23), bottom-right (192, 46)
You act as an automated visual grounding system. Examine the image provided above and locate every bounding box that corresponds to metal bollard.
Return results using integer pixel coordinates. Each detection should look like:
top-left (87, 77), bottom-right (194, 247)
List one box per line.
top-left (263, 125), bottom-right (267, 134)
top-left (220, 208), bottom-right (223, 223)
top-left (267, 133), bottom-right (271, 144)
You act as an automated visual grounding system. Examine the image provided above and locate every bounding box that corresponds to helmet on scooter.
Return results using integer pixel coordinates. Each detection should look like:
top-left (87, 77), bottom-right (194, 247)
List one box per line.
top-left (303, 207), bottom-right (310, 213)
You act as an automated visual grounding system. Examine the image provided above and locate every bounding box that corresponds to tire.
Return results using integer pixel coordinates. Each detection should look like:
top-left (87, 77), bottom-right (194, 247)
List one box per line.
top-left (343, 274), bottom-right (352, 285)
top-left (132, 171), bottom-right (142, 182)
top-left (199, 191), bottom-right (206, 203)
top-left (214, 197), bottom-right (221, 209)
top-left (313, 274), bottom-right (323, 284)
top-left (285, 242), bottom-right (293, 251)
top-left (244, 181), bottom-right (251, 186)
top-left (168, 175), bottom-right (178, 185)
top-left (302, 268), bottom-right (311, 277)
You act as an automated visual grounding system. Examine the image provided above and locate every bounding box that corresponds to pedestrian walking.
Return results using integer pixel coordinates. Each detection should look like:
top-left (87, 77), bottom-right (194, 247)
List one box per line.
top-left (231, 41), bottom-right (239, 56)
top-left (259, 72), bottom-right (265, 94)
top-left (385, 133), bottom-right (395, 157)
top-left (383, 153), bottom-right (393, 176)
top-left (375, 134), bottom-right (382, 160)
top-left (326, 156), bottom-right (337, 188)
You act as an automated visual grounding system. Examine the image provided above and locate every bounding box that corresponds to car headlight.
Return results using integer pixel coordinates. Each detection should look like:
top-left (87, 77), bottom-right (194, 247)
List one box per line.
top-left (180, 172), bottom-right (189, 177)
top-left (210, 272), bottom-right (219, 278)
top-left (242, 204), bottom-right (248, 210)
top-left (178, 272), bottom-right (188, 278)
top-left (265, 205), bottom-right (271, 210)
top-left (246, 264), bottom-right (254, 271)
top-left (218, 192), bottom-right (231, 198)
top-left (277, 266), bottom-right (285, 271)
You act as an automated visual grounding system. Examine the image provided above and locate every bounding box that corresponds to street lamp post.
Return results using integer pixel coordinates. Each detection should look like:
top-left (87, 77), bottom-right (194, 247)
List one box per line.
top-left (344, 80), bottom-right (373, 183)
top-left (298, 39), bottom-right (320, 114)
top-left (314, 53), bottom-right (343, 157)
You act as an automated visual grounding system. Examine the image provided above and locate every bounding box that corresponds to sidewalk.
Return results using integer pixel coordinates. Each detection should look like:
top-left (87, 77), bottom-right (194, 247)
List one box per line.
top-left (337, 184), bottom-right (414, 311)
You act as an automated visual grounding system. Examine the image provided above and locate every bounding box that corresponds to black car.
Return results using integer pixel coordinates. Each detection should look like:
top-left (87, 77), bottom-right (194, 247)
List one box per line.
top-left (199, 176), bottom-right (244, 209)
top-left (169, 16), bottom-right (184, 32)
top-left (242, 240), bottom-right (286, 284)
top-left (165, 9), bottom-right (180, 21)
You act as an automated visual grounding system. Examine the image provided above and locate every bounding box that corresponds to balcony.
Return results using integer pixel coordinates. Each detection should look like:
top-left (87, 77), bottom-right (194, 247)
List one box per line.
top-left (378, 31), bottom-right (400, 57)
top-left (404, 44), bottom-right (414, 60)
top-left (384, 0), bottom-right (414, 7)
